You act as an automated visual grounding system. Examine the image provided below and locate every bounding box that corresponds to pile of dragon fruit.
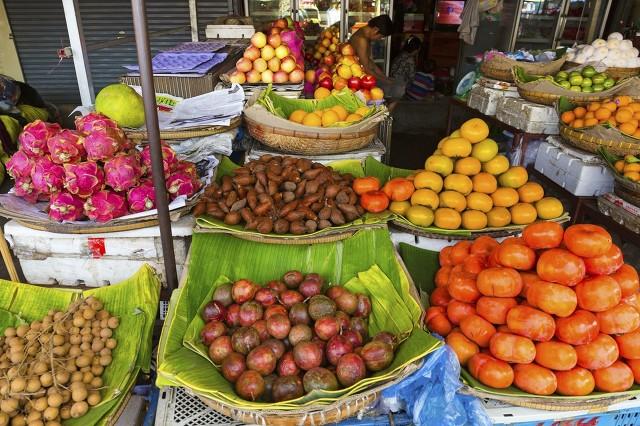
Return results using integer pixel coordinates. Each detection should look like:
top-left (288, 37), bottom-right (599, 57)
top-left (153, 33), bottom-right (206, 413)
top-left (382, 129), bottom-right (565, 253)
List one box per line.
top-left (6, 114), bottom-right (201, 222)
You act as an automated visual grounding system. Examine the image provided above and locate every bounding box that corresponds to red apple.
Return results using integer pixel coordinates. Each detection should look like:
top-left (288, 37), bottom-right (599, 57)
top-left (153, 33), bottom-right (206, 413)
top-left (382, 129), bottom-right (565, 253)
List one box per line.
top-left (269, 27), bottom-right (282, 35)
top-left (273, 70), bottom-right (289, 83)
top-left (319, 77), bottom-right (333, 90)
top-left (253, 58), bottom-right (268, 73)
top-left (360, 75), bottom-right (377, 91)
top-left (261, 70), bottom-right (274, 83)
top-left (289, 69), bottom-right (304, 84)
top-left (317, 72), bottom-right (331, 82)
top-left (268, 33), bottom-right (282, 48)
top-left (281, 56), bottom-right (296, 73)
top-left (244, 46), bottom-right (261, 61)
top-left (267, 57), bottom-right (281, 72)
top-left (323, 55), bottom-right (335, 66)
top-left (229, 71), bottom-right (246, 84)
top-left (246, 69), bottom-right (261, 84)
top-left (251, 32), bottom-right (267, 49)
top-left (347, 76), bottom-right (361, 90)
top-left (236, 58), bottom-right (253, 73)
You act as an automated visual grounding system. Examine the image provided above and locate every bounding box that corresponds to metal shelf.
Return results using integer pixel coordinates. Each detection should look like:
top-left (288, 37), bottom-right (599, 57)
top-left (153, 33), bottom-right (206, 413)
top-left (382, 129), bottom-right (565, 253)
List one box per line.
top-left (516, 37), bottom-right (553, 43)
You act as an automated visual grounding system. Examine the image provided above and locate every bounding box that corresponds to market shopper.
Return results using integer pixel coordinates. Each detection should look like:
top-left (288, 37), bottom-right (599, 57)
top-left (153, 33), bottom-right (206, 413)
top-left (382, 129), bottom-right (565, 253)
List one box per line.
top-left (350, 15), bottom-right (405, 98)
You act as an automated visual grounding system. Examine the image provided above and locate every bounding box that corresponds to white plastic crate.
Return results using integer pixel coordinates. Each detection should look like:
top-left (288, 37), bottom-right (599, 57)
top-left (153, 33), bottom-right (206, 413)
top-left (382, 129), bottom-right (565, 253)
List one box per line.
top-left (534, 138), bottom-right (614, 196)
top-left (246, 139), bottom-right (387, 165)
top-left (4, 216), bottom-right (194, 287)
top-left (155, 387), bottom-right (240, 426)
top-left (205, 25), bottom-right (255, 39)
top-left (496, 97), bottom-right (560, 134)
top-left (467, 85), bottom-right (519, 116)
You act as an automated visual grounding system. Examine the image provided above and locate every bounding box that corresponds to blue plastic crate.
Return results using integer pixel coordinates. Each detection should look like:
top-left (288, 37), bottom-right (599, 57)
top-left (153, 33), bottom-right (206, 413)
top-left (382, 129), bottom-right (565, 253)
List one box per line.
top-left (337, 412), bottom-right (412, 426)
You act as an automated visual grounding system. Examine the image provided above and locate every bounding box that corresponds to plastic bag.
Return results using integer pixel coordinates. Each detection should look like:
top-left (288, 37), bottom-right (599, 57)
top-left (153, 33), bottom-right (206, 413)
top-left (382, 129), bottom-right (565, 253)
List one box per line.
top-left (380, 345), bottom-right (492, 426)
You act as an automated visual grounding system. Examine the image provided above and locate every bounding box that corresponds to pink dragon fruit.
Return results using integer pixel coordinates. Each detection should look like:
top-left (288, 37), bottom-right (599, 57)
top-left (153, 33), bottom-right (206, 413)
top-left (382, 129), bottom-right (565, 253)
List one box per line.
top-left (31, 156), bottom-right (65, 195)
top-left (140, 143), bottom-right (178, 177)
top-left (13, 176), bottom-right (39, 203)
top-left (175, 161), bottom-right (198, 182)
top-left (63, 161), bottom-right (105, 198)
top-left (127, 179), bottom-right (157, 213)
top-left (84, 127), bottom-right (125, 161)
top-left (166, 171), bottom-right (201, 199)
top-left (75, 112), bottom-right (118, 133)
top-left (18, 120), bottom-right (61, 157)
top-left (48, 192), bottom-right (85, 221)
top-left (47, 129), bottom-right (86, 164)
top-left (6, 151), bottom-right (35, 179)
top-left (104, 152), bottom-right (142, 192)
top-left (84, 190), bottom-right (128, 222)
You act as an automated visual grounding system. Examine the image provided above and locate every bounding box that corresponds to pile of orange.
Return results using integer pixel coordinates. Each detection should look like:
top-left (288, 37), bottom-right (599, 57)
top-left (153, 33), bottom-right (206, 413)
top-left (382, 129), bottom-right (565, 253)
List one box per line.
top-left (288, 104), bottom-right (370, 127)
top-left (426, 223), bottom-right (640, 396)
top-left (560, 95), bottom-right (640, 138)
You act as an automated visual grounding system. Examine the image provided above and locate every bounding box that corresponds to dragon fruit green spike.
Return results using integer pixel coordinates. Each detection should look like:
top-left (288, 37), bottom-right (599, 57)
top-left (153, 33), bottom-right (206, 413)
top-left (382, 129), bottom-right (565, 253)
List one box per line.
top-left (104, 152), bottom-right (142, 192)
top-left (48, 191), bottom-right (85, 221)
top-left (166, 171), bottom-right (201, 199)
top-left (19, 120), bottom-right (61, 157)
top-left (84, 190), bottom-right (128, 222)
top-left (84, 127), bottom-right (125, 161)
top-left (31, 156), bottom-right (65, 195)
top-left (127, 179), bottom-right (157, 213)
top-left (47, 129), bottom-right (86, 164)
top-left (6, 151), bottom-right (35, 179)
top-left (74, 112), bottom-right (119, 134)
top-left (140, 143), bottom-right (178, 177)
top-left (63, 161), bottom-right (105, 198)
top-left (13, 176), bottom-right (39, 203)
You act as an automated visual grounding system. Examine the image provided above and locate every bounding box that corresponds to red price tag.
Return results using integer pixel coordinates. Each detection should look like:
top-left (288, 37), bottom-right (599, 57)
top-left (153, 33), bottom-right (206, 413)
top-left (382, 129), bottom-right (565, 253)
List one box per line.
top-left (87, 238), bottom-right (106, 259)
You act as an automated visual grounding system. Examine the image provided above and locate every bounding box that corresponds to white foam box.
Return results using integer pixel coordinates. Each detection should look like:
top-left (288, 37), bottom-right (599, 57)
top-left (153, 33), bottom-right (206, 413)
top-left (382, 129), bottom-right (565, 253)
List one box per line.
top-left (534, 139), bottom-right (614, 196)
top-left (496, 97), bottom-right (560, 134)
top-left (205, 25), bottom-right (255, 39)
top-left (4, 216), bottom-right (194, 287)
top-left (467, 85), bottom-right (519, 116)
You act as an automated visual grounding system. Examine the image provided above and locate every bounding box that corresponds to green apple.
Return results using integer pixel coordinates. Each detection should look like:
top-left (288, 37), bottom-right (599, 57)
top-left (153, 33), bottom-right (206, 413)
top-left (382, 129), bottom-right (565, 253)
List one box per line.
top-left (581, 77), bottom-right (593, 87)
top-left (570, 71), bottom-right (582, 78)
top-left (570, 85), bottom-right (583, 92)
top-left (569, 75), bottom-right (584, 86)
top-left (558, 80), bottom-right (572, 89)
top-left (592, 74), bottom-right (606, 85)
top-left (555, 71), bottom-right (569, 82)
top-left (582, 66), bottom-right (596, 78)
top-left (592, 84), bottom-right (605, 92)
top-left (603, 78), bottom-right (616, 89)
top-left (581, 86), bottom-right (594, 93)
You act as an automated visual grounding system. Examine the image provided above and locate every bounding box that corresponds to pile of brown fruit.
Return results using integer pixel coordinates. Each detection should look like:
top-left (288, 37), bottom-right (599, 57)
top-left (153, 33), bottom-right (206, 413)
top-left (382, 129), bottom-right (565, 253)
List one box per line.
top-left (0, 296), bottom-right (119, 426)
top-left (193, 155), bottom-right (364, 235)
top-left (200, 271), bottom-right (398, 402)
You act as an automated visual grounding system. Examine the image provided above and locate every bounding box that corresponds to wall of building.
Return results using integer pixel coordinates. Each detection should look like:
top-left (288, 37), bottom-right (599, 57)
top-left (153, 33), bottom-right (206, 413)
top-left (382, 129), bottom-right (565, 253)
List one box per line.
top-left (0, 1), bottom-right (23, 80)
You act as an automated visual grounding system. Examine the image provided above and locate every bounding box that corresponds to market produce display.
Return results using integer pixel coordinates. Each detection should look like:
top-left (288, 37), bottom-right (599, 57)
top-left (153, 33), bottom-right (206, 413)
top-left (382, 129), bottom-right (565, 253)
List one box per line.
top-left (426, 222), bottom-right (640, 396)
top-left (198, 271), bottom-right (398, 402)
top-left (229, 19), bottom-right (304, 85)
top-left (287, 104), bottom-right (373, 127)
top-left (306, 27), bottom-right (340, 67)
top-left (94, 84), bottom-right (145, 128)
top-left (0, 296), bottom-right (119, 424)
top-left (613, 154), bottom-right (640, 182)
top-left (192, 155), bottom-right (364, 235)
top-left (355, 118), bottom-right (564, 230)
top-left (552, 66), bottom-right (615, 93)
top-left (568, 33), bottom-right (640, 68)
top-left (560, 96), bottom-right (640, 137)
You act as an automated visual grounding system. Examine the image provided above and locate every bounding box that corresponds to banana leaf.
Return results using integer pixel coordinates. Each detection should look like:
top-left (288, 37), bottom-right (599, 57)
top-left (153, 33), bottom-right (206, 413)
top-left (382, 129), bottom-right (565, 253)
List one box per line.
top-left (398, 243), bottom-right (640, 401)
top-left (158, 227), bottom-right (441, 409)
top-left (557, 96), bottom-right (576, 114)
top-left (514, 66), bottom-right (548, 83)
top-left (195, 157), bottom-right (393, 237)
top-left (0, 265), bottom-right (160, 425)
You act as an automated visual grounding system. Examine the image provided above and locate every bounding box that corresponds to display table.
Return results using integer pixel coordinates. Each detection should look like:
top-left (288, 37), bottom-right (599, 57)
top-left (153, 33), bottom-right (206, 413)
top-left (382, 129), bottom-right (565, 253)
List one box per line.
top-left (447, 97), bottom-right (548, 166)
top-left (573, 197), bottom-right (640, 247)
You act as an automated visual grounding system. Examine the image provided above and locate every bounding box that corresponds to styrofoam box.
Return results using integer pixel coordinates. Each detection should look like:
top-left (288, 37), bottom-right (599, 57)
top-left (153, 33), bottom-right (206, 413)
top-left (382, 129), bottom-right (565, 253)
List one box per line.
top-left (534, 140), bottom-right (614, 196)
top-left (496, 97), bottom-right (560, 134)
top-left (246, 139), bottom-right (386, 165)
top-left (389, 229), bottom-right (514, 252)
top-left (4, 216), bottom-right (194, 287)
top-left (467, 85), bottom-right (519, 116)
top-left (205, 25), bottom-right (255, 39)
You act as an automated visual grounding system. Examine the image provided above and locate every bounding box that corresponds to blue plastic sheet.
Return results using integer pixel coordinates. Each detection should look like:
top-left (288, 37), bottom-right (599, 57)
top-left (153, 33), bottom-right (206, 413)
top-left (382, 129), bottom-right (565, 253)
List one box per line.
top-left (380, 345), bottom-right (492, 426)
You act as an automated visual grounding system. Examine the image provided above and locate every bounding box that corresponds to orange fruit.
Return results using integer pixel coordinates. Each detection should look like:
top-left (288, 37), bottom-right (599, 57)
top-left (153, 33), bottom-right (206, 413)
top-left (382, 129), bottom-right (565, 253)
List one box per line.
top-left (321, 110), bottom-right (339, 127)
top-left (620, 122), bottom-right (638, 135)
top-left (561, 111), bottom-right (576, 124)
top-left (460, 118), bottom-right (490, 143)
top-left (602, 101), bottom-right (618, 112)
top-left (510, 203), bottom-right (538, 225)
top-left (573, 107), bottom-right (586, 118)
top-left (472, 173), bottom-right (498, 194)
top-left (595, 108), bottom-right (612, 120)
top-left (606, 117), bottom-right (617, 127)
top-left (331, 105), bottom-right (348, 121)
top-left (587, 102), bottom-right (601, 112)
top-left (491, 187), bottom-right (519, 208)
top-left (302, 113), bottom-right (322, 126)
top-left (615, 95), bottom-right (632, 107)
top-left (584, 118), bottom-right (599, 127)
top-left (289, 110), bottom-right (307, 123)
top-left (616, 108), bottom-right (634, 123)
top-left (517, 182), bottom-right (544, 203)
top-left (633, 111), bottom-right (640, 120)
top-left (629, 102), bottom-right (640, 112)
top-left (584, 111), bottom-right (595, 120)
top-left (345, 113), bottom-right (363, 122)
top-left (462, 210), bottom-right (488, 230)
top-left (633, 130), bottom-right (640, 139)
top-left (314, 87), bottom-right (331, 100)
top-left (572, 119), bottom-right (585, 128)
top-left (487, 207), bottom-right (512, 227)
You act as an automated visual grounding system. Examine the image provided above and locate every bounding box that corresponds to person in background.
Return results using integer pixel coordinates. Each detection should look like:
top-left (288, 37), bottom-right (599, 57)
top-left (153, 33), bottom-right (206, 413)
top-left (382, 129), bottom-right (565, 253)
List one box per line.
top-left (390, 36), bottom-right (421, 86)
top-left (350, 15), bottom-right (405, 98)
top-left (326, 2), bottom-right (341, 27)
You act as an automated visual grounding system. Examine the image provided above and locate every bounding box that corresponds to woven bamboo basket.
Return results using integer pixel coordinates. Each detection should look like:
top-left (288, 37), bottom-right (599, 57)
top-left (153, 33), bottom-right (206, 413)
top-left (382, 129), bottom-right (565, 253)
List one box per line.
top-left (244, 115), bottom-right (377, 155)
top-left (516, 85), bottom-right (611, 106)
top-left (615, 181), bottom-right (640, 206)
top-left (613, 172), bottom-right (640, 194)
top-left (125, 116), bottom-right (242, 142)
top-left (564, 61), bottom-right (640, 80)
top-left (560, 125), bottom-right (640, 156)
top-left (480, 55), bottom-right (566, 82)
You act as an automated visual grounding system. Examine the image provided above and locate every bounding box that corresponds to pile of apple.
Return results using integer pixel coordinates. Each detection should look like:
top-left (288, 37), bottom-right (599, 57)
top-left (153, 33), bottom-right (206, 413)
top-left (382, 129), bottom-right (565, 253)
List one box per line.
top-left (230, 32), bottom-right (304, 85)
top-left (306, 28), bottom-right (340, 67)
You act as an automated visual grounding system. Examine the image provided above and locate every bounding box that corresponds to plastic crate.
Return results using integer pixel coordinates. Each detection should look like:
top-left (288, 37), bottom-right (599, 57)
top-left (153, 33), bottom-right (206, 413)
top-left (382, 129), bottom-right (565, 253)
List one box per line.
top-left (485, 395), bottom-right (640, 426)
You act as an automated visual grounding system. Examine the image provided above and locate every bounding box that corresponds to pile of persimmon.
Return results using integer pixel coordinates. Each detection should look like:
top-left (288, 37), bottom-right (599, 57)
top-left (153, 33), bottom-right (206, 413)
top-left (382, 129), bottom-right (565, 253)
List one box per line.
top-left (426, 222), bottom-right (640, 396)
